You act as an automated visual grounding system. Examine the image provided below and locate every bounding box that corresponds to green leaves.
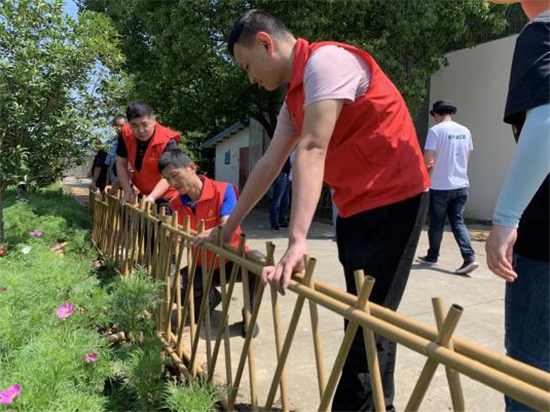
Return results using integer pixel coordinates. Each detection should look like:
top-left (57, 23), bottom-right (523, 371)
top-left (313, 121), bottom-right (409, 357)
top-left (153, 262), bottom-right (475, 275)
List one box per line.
top-left (79, 0), bottom-right (508, 158)
top-left (0, 0), bottom-right (126, 190)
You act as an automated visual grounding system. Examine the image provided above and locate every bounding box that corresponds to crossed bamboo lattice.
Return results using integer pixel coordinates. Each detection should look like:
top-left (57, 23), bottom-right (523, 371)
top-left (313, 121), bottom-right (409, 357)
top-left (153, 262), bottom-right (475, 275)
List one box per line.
top-left (90, 189), bottom-right (550, 412)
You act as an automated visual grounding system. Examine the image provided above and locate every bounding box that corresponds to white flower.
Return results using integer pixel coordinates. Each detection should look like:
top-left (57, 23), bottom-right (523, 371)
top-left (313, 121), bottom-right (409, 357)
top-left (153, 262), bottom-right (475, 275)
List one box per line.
top-left (21, 246), bottom-right (31, 255)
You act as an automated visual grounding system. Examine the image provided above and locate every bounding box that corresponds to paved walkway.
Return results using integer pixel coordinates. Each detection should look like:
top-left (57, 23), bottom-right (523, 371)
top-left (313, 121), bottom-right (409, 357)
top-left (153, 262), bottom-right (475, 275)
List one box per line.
top-left (62, 176), bottom-right (91, 207)
top-left (67, 179), bottom-right (506, 411)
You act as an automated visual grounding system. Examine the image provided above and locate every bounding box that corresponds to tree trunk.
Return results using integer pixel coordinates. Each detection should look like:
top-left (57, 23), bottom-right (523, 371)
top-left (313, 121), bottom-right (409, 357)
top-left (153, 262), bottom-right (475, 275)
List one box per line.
top-left (0, 182), bottom-right (4, 245)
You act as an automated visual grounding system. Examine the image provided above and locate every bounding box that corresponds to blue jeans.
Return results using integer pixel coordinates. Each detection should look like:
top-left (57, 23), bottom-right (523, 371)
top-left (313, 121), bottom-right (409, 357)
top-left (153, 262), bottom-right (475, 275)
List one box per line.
top-left (427, 188), bottom-right (475, 262)
top-left (269, 173), bottom-right (290, 227)
top-left (505, 254), bottom-right (550, 412)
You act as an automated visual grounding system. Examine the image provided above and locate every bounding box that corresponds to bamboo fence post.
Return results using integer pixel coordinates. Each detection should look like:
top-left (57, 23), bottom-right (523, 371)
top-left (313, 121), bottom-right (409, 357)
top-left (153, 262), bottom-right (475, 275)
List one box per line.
top-left (240, 236), bottom-right (259, 412)
top-left (433, 297), bottom-right (465, 412)
top-left (405, 304), bottom-right (464, 412)
top-left (317, 273), bottom-right (378, 412)
top-left (199, 223), bottom-right (220, 371)
top-left (265, 242), bottom-right (290, 412)
top-left (179, 220), bottom-right (203, 366)
top-left (144, 202), bottom-right (154, 274)
top-left (260, 258), bottom-right (317, 412)
top-left (163, 213), bottom-right (182, 341)
top-left (308, 266), bottom-right (327, 401)
top-left (218, 234), bottom-right (234, 388)
top-left (207, 236), bottom-right (247, 383)
top-left (135, 197), bottom-right (146, 266)
top-left (188, 220), bottom-right (206, 377)
top-left (176, 216), bottom-right (193, 358)
top-left (354, 271), bottom-right (385, 412)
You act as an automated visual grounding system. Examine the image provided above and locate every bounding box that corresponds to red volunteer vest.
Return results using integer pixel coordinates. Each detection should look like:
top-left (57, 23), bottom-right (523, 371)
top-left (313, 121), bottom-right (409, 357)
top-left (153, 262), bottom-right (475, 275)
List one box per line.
top-left (121, 123), bottom-right (181, 199)
top-left (169, 176), bottom-right (243, 269)
top-left (286, 39), bottom-right (430, 218)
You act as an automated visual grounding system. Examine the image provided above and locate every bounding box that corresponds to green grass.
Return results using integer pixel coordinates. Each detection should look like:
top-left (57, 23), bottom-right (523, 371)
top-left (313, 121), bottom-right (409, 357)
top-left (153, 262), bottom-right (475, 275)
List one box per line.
top-left (0, 185), bottom-right (224, 411)
top-left (164, 379), bottom-right (223, 412)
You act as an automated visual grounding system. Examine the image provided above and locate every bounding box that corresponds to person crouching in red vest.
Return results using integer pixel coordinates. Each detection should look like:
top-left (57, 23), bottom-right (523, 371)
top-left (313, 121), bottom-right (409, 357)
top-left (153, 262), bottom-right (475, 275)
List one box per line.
top-left (196, 10), bottom-right (430, 412)
top-left (116, 100), bottom-right (180, 211)
top-left (159, 148), bottom-right (260, 338)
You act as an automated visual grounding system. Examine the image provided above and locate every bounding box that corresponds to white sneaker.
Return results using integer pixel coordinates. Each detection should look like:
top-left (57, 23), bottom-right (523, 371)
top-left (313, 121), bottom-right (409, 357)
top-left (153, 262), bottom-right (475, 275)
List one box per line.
top-left (455, 260), bottom-right (479, 274)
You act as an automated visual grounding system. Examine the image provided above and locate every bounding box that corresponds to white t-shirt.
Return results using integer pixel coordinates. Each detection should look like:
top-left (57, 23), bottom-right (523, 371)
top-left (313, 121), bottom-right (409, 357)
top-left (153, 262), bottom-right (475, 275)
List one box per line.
top-left (425, 120), bottom-right (473, 190)
top-left (274, 45), bottom-right (371, 138)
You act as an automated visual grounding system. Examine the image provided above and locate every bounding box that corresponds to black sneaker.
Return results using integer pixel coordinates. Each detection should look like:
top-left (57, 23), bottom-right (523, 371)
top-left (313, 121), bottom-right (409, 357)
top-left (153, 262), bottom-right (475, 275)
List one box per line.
top-left (455, 260), bottom-right (479, 274)
top-left (416, 255), bottom-right (438, 266)
top-left (271, 225), bottom-right (280, 231)
top-left (279, 221), bottom-right (289, 229)
top-left (241, 308), bottom-right (260, 339)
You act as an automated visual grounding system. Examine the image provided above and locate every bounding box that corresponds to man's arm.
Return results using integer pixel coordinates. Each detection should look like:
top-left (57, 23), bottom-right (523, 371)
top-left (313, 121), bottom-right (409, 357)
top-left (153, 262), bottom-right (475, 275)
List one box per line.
top-left (115, 155), bottom-right (135, 204)
top-left (486, 103), bottom-right (550, 281)
top-left (423, 149), bottom-right (436, 171)
top-left (195, 129), bottom-right (300, 247)
top-left (265, 98), bottom-right (343, 293)
top-left (147, 178), bottom-right (171, 202)
top-left (91, 167), bottom-right (100, 186)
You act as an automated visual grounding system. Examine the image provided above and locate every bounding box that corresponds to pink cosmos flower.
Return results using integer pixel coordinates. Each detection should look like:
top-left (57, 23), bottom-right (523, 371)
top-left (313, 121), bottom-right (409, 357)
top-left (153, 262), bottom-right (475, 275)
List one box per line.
top-left (29, 230), bottom-right (43, 238)
top-left (0, 384), bottom-right (21, 404)
top-left (56, 303), bottom-right (74, 319)
top-left (84, 352), bottom-right (99, 363)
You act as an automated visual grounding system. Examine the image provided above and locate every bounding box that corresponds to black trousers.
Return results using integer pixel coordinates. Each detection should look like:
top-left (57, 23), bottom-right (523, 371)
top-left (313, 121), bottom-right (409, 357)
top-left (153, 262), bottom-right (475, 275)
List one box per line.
top-left (332, 192), bottom-right (428, 412)
top-left (176, 262), bottom-right (259, 309)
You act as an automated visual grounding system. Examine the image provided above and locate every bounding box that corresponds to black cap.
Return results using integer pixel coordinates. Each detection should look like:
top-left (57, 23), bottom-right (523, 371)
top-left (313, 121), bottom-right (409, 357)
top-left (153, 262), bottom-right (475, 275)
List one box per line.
top-left (430, 100), bottom-right (457, 116)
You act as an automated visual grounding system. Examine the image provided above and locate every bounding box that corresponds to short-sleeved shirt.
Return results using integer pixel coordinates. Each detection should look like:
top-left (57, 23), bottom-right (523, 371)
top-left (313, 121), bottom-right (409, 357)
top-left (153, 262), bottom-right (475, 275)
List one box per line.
top-left (504, 10), bottom-right (550, 262)
top-left (116, 134), bottom-right (177, 172)
top-left (180, 182), bottom-right (237, 216)
top-left (424, 121), bottom-right (473, 190)
top-left (274, 45), bottom-right (371, 138)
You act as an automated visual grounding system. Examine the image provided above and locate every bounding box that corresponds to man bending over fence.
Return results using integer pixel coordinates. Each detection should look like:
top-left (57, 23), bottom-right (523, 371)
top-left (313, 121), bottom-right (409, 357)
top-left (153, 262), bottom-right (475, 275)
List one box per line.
top-left (159, 148), bottom-right (260, 338)
top-left (196, 10), bottom-right (430, 411)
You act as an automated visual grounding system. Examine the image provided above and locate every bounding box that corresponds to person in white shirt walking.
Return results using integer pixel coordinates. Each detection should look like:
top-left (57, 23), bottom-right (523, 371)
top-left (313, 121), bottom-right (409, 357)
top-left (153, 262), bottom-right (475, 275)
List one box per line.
top-left (417, 100), bottom-right (479, 274)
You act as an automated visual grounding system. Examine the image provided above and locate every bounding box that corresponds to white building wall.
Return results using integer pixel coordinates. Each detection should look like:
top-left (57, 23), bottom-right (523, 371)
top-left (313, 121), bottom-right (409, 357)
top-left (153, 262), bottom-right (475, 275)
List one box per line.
top-left (214, 128), bottom-right (250, 187)
top-left (429, 35), bottom-right (518, 221)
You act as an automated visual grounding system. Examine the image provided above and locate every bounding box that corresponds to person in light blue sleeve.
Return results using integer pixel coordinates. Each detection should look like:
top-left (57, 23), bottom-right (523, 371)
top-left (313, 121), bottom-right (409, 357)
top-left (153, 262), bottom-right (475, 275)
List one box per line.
top-left (486, 1), bottom-right (549, 411)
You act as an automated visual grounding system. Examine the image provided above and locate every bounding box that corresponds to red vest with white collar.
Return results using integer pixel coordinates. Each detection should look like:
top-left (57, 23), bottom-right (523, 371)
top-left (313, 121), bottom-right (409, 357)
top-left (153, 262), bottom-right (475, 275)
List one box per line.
top-left (170, 175), bottom-right (243, 268)
top-left (285, 39), bottom-right (430, 217)
top-left (121, 123), bottom-right (181, 199)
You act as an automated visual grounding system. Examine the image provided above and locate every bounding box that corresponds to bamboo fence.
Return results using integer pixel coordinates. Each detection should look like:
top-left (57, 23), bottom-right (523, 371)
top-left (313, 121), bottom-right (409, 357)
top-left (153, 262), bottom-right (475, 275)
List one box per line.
top-left (90, 189), bottom-right (550, 412)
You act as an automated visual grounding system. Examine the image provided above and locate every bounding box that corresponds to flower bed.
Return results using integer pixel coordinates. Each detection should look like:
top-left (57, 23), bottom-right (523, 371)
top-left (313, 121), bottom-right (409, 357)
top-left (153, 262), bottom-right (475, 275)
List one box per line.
top-left (0, 185), bottom-right (221, 411)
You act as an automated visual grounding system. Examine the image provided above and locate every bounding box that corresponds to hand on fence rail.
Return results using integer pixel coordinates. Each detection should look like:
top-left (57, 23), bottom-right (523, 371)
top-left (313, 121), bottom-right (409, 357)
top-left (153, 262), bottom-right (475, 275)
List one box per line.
top-left (193, 224), bottom-right (232, 247)
top-left (261, 240), bottom-right (307, 295)
top-left (120, 189), bottom-right (136, 206)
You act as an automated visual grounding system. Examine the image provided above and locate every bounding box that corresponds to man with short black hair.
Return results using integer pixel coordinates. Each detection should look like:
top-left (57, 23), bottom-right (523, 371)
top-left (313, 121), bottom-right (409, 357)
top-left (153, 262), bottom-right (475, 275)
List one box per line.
top-left (158, 148), bottom-right (260, 337)
top-left (104, 114), bottom-right (127, 193)
top-left (197, 10), bottom-right (430, 412)
top-left (416, 100), bottom-right (479, 274)
top-left (116, 100), bottom-right (180, 209)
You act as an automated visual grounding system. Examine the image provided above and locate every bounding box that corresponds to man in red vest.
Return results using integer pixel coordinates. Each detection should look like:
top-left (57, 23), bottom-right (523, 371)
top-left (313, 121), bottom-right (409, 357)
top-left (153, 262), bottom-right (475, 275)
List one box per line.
top-left (159, 148), bottom-right (259, 338)
top-left (116, 100), bottom-right (180, 210)
top-left (196, 10), bottom-right (430, 411)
